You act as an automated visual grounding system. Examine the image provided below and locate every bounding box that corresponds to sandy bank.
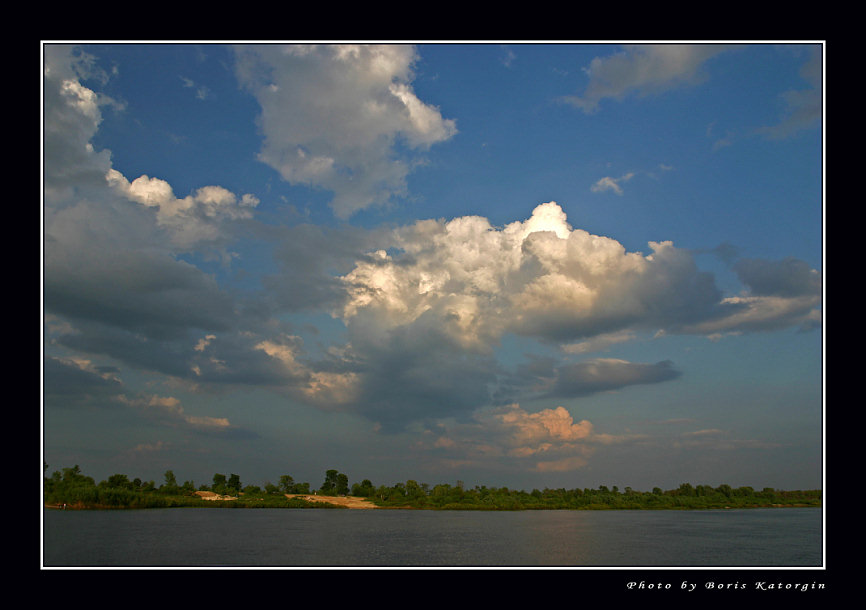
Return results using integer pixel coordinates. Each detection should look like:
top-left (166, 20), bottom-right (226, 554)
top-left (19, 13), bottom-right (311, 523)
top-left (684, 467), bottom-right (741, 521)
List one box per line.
top-left (285, 494), bottom-right (380, 509)
top-left (194, 491), bottom-right (238, 501)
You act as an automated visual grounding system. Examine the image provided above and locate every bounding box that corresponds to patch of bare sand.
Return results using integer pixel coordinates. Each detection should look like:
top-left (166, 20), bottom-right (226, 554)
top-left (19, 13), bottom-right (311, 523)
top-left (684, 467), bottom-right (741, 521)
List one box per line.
top-left (194, 490), bottom-right (238, 501)
top-left (286, 494), bottom-right (379, 509)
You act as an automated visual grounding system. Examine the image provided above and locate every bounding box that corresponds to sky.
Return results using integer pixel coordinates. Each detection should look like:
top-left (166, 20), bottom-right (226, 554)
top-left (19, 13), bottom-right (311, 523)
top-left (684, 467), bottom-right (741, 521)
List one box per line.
top-left (42, 42), bottom-right (824, 494)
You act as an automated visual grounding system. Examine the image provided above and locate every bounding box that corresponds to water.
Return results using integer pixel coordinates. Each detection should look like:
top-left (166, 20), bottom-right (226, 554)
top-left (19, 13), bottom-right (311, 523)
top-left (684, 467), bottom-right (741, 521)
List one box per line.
top-left (42, 507), bottom-right (822, 568)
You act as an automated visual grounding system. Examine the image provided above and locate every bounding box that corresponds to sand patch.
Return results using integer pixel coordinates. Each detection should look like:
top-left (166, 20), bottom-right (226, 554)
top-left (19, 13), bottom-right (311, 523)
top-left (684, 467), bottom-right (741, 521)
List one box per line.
top-left (194, 491), bottom-right (238, 501)
top-left (286, 494), bottom-right (379, 509)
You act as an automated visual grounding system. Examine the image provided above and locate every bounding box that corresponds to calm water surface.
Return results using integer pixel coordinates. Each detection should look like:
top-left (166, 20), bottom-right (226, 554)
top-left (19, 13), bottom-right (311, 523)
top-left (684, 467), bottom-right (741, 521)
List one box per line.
top-left (42, 507), bottom-right (822, 567)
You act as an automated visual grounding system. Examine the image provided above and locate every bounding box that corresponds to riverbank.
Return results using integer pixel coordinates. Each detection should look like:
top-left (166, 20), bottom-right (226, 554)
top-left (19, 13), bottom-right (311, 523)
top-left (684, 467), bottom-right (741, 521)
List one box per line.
top-left (44, 493), bottom-right (386, 510)
top-left (43, 465), bottom-right (822, 511)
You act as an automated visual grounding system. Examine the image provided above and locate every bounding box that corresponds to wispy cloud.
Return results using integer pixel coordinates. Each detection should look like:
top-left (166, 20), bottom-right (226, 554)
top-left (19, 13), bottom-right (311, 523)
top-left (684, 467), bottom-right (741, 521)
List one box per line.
top-left (591, 172), bottom-right (635, 195)
top-left (560, 44), bottom-right (734, 114)
top-left (180, 75), bottom-right (210, 100)
top-left (757, 46), bottom-right (822, 140)
top-left (707, 46), bottom-right (821, 149)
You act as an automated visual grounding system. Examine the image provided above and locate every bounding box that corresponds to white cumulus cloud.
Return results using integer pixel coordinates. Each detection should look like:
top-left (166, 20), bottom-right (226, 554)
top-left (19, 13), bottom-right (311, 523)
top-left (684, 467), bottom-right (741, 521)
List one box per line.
top-left (234, 44), bottom-right (457, 218)
top-left (106, 170), bottom-right (259, 249)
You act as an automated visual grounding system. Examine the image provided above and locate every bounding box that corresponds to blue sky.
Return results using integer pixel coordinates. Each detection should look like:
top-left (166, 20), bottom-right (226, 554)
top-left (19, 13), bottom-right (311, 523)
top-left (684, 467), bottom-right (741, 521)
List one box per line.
top-left (42, 42), bottom-right (823, 493)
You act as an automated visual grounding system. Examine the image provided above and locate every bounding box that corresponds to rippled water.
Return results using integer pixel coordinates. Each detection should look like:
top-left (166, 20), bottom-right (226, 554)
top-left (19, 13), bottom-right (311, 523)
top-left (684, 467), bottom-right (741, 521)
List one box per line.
top-left (42, 507), bottom-right (822, 567)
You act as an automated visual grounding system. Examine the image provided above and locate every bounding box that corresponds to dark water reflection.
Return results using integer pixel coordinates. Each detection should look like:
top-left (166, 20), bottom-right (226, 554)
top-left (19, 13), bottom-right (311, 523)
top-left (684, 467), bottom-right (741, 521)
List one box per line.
top-left (42, 507), bottom-right (822, 567)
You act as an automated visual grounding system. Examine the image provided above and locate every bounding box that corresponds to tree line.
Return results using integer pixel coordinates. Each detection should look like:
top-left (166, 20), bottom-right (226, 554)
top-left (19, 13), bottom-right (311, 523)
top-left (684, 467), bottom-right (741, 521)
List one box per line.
top-left (43, 464), bottom-right (822, 511)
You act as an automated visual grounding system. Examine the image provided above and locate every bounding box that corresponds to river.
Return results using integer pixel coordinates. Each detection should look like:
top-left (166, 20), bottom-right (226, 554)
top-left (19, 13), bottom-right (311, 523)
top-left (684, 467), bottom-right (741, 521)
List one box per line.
top-left (42, 506), bottom-right (822, 568)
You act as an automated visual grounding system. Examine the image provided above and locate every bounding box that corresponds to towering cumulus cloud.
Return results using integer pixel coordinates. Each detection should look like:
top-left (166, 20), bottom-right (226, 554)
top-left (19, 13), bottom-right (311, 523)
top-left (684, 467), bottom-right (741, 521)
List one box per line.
top-left (338, 201), bottom-right (819, 349)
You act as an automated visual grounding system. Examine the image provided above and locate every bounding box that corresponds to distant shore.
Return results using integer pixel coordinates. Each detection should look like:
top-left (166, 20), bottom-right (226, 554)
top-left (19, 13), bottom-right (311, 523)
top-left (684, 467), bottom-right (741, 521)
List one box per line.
top-left (44, 493), bottom-right (389, 510)
top-left (43, 465), bottom-right (822, 511)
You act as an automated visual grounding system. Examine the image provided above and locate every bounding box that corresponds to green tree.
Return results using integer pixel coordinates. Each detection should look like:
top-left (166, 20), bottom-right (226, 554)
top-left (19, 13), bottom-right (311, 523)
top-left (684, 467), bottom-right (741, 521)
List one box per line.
top-left (716, 484), bottom-right (733, 498)
top-left (677, 483), bottom-right (696, 497)
top-left (279, 474), bottom-right (295, 494)
top-left (321, 469), bottom-right (348, 495)
top-left (227, 474), bottom-right (241, 494)
top-left (352, 479), bottom-right (375, 497)
top-left (321, 469), bottom-right (337, 493)
top-left (405, 479), bottom-right (423, 499)
top-left (102, 473), bottom-right (133, 489)
top-left (62, 465), bottom-right (94, 486)
top-left (336, 472), bottom-right (349, 495)
top-left (695, 484), bottom-right (713, 497)
top-left (161, 470), bottom-right (179, 494)
top-left (212, 473), bottom-right (227, 494)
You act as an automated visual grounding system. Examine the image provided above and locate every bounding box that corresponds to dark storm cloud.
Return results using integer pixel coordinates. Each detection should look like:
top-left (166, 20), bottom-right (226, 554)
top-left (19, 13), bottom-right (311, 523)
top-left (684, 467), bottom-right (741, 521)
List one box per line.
top-left (44, 250), bottom-right (237, 341)
top-left (51, 322), bottom-right (200, 379)
top-left (43, 241), bottom-right (245, 379)
top-left (43, 356), bottom-right (123, 407)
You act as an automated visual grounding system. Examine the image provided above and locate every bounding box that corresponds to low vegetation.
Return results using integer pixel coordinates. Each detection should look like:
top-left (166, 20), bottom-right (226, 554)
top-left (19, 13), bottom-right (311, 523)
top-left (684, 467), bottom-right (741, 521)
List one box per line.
top-left (43, 464), bottom-right (822, 511)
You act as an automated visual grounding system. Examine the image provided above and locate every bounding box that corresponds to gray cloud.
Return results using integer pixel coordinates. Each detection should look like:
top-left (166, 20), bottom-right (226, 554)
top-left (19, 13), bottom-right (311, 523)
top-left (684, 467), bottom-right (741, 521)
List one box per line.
top-left (43, 355), bottom-right (258, 440)
top-left (262, 223), bottom-right (385, 312)
top-left (544, 358), bottom-right (681, 399)
top-left (561, 44), bottom-right (734, 114)
top-left (43, 356), bottom-right (123, 408)
top-left (734, 256), bottom-right (822, 298)
top-left (45, 247), bottom-right (237, 342)
top-left (491, 354), bottom-right (681, 406)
